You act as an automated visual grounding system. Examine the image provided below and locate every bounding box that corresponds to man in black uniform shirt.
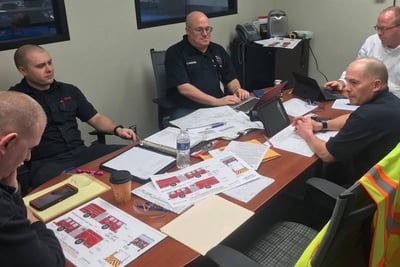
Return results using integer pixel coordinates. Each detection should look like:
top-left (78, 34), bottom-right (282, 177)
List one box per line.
top-left (0, 91), bottom-right (65, 267)
top-left (165, 11), bottom-right (250, 119)
top-left (10, 44), bottom-right (136, 188)
top-left (294, 57), bottom-right (400, 186)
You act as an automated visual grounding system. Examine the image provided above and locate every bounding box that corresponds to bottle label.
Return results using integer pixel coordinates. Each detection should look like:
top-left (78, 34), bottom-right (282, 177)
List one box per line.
top-left (177, 142), bottom-right (190, 150)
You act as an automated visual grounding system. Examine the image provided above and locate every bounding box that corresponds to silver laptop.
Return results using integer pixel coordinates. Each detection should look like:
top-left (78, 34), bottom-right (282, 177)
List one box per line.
top-left (231, 96), bottom-right (260, 113)
top-left (231, 81), bottom-right (288, 114)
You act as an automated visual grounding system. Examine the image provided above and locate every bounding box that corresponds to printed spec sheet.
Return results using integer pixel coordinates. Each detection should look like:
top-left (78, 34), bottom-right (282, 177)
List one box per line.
top-left (47, 197), bottom-right (166, 267)
top-left (149, 151), bottom-right (262, 208)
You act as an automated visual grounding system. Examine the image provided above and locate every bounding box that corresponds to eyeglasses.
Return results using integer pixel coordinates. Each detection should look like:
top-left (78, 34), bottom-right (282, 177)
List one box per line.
top-left (133, 200), bottom-right (169, 218)
top-left (190, 26), bottom-right (213, 34)
top-left (373, 24), bottom-right (400, 32)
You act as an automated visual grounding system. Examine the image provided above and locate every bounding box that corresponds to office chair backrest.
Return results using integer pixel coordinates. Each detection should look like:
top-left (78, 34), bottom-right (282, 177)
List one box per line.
top-left (310, 182), bottom-right (376, 267)
top-left (150, 48), bottom-right (167, 99)
top-left (150, 48), bottom-right (177, 129)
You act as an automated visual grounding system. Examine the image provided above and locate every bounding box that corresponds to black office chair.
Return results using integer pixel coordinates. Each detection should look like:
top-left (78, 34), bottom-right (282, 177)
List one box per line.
top-left (207, 177), bottom-right (376, 267)
top-left (150, 48), bottom-right (176, 129)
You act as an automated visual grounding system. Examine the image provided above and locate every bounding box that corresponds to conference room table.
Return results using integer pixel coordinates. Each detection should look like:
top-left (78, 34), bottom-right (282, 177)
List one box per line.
top-left (30, 89), bottom-right (351, 267)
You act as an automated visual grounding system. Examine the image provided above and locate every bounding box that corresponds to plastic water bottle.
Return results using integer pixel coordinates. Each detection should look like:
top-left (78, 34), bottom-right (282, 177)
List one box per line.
top-left (176, 129), bottom-right (190, 169)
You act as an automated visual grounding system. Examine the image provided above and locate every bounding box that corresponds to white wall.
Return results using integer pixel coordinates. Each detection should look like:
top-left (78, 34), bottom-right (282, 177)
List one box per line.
top-left (274, 0), bottom-right (390, 84)
top-left (0, 0), bottom-right (391, 144)
top-left (0, 0), bottom-right (272, 144)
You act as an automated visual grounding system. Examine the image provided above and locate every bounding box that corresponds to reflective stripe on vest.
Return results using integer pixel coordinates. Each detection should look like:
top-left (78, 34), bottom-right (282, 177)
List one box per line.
top-left (295, 142), bottom-right (400, 267)
top-left (359, 142), bottom-right (400, 267)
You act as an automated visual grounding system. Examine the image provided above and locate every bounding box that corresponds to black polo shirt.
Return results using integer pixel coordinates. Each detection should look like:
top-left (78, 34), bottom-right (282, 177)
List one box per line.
top-left (326, 89), bottom-right (400, 182)
top-left (165, 35), bottom-right (237, 109)
top-left (10, 79), bottom-right (97, 160)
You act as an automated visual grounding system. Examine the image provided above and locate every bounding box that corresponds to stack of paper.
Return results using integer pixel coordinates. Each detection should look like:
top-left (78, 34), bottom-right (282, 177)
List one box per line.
top-left (169, 106), bottom-right (263, 140)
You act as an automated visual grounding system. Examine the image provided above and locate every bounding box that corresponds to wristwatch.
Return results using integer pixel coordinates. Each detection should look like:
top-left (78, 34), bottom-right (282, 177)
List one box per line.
top-left (321, 121), bottom-right (328, 132)
top-left (113, 125), bottom-right (124, 136)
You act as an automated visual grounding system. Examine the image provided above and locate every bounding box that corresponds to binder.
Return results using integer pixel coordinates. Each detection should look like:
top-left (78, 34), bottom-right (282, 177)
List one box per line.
top-left (100, 144), bottom-right (176, 184)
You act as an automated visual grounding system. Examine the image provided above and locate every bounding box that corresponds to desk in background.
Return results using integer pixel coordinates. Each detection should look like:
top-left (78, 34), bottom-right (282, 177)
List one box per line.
top-left (30, 90), bottom-right (350, 267)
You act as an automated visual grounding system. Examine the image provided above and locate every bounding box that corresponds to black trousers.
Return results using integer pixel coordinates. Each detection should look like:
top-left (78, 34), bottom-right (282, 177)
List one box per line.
top-left (28, 143), bottom-right (124, 189)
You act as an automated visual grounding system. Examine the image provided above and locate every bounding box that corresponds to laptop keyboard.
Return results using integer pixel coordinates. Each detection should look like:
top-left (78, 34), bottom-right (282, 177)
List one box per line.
top-left (233, 97), bottom-right (259, 112)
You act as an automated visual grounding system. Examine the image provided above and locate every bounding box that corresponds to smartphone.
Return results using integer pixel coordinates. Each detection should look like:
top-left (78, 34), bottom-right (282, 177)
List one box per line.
top-left (29, 183), bottom-right (78, 211)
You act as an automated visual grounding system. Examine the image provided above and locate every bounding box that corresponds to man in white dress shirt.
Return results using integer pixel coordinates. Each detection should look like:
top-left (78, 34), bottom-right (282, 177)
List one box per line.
top-left (325, 6), bottom-right (400, 97)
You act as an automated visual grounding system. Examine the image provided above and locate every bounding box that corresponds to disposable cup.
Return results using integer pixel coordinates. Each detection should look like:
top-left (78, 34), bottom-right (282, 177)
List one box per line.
top-left (109, 170), bottom-right (132, 203)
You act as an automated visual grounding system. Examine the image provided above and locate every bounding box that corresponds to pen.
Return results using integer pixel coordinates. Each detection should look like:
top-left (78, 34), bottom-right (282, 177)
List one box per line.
top-left (188, 122), bottom-right (226, 130)
top-left (208, 122), bottom-right (226, 129)
top-left (263, 135), bottom-right (274, 148)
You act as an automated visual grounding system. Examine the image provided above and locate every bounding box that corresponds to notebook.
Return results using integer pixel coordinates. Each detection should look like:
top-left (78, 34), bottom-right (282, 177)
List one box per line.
top-left (257, 97), bottom-right (291, 137)
top-left (292, 72), bottom-right (346, 102)
top-left (232, 81), bottom-right (288, 113)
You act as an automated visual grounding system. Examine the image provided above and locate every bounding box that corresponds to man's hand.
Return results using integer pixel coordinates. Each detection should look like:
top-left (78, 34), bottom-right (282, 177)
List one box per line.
top-left (115, 127), bottom-right (136, 143)
top-left (233, 88), bottom-right (250, 100)
top-left (293, 116), bottom-right (315, 140)
top-left (324, 80), bottom-right (345, 92)
top-left (216, 95), bottom-right (241, 106)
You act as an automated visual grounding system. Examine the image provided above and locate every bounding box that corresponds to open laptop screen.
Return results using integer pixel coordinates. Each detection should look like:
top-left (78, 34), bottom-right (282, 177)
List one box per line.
top-left (257, 97), bottom-right (290, 137)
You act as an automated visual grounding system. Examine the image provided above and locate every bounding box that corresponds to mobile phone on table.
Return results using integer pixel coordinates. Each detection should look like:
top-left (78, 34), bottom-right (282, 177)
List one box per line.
top-left (29, 183), bottom-right (78, 211)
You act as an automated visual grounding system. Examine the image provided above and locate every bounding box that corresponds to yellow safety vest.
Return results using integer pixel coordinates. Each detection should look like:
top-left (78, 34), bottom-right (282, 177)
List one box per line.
top-left (296, 142), bottom-right (400, 267)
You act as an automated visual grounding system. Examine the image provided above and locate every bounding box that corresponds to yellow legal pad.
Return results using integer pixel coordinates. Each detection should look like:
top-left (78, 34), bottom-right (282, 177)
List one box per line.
top-left (160, 195), bottom-right (254, 255)
top-left (23, 173), bottom-right (110, 222)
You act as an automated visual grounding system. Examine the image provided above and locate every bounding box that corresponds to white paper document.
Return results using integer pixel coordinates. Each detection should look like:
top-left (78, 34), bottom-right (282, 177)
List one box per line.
top-left (254, 37), bottom-right (301, 49)
top-left (101, 146), bottom-right (175, 180)
top-left (143, 126), bottom-right (206, 151)
top-left (149, 152), bottom-right (263, 207)
top-left (132, 182), bottom-right (192, 214)
top-left (223, 176), bottom-right (275, 203)
top-left (209, 140), bottom-right (269, 170)
top-left (283, 98), bottom-right (318, 117)
top-left (331, 98), bottom-right (359, 111)
top-left (47, 198), bottom-right (166, 267)
top-left (169, 106), bottom-right (263, 140)
top-left (269, 125), bottom-right (338, 157)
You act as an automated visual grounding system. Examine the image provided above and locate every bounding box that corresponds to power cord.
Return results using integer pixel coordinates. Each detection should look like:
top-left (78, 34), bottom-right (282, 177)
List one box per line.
top-left (308, 44), bottom-right (329, 83)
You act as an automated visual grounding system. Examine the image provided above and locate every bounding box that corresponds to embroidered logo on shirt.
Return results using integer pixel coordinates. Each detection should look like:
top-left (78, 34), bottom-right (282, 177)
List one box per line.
top-left (214, 56), bottom-right (222, 65)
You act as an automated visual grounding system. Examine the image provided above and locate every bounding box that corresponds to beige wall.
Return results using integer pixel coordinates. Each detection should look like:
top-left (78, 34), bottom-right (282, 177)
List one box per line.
top-left (275, 0), bottom-right (390, 84)
top-left (0, 0), bottom-right (272, 144)
top-left (0, 0), bottom-right (392, 144)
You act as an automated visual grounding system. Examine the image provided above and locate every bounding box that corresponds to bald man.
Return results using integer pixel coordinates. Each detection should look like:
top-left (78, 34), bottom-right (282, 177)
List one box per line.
top-left (0, 91), bottom-right (65, 266)
top-left (294, 57), bottom-right (400, 185)
top-left (165, 11), bottom-right (249, 119)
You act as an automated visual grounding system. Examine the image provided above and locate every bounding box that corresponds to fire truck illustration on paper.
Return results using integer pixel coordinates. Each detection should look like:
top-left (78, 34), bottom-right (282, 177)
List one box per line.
top-left (54, 217), bottom-right (103, 248)
top-left (130, 234), bottom-right (154, 251)
top-left (221, 155), bottom-right (248, 175)
top-left (156, 168), bottom-right (208, 189)
top-left (79, 203), bottom-right (125, 232)
top-left (168, 176), bottom-right (219, 199)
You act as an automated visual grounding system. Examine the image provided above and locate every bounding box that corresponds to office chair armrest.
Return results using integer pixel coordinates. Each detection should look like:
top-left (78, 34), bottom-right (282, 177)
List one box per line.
top-left (207, 245), bottom-right (263, 267)
top-left (306, 177), bottom-right (347, 200)
top-left (89, 130), bottom-right (110, 144)
top-left (152, 97), bottom-right (176, 110)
